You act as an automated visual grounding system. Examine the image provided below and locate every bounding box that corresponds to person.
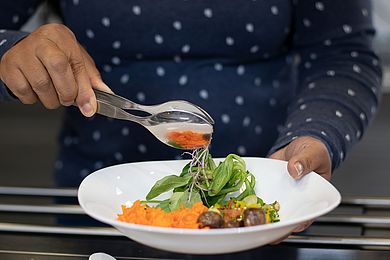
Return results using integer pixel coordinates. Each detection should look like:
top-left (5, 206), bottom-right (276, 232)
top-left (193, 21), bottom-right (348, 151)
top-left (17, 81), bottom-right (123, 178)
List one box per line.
top-left (0, 1), bottom-right (382, 231)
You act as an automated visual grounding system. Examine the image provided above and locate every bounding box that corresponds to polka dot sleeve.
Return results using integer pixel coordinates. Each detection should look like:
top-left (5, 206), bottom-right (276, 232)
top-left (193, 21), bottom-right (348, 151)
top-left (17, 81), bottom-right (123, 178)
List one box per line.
top-left (269, 0), bottom-right (382, 171)
top-left (0, 0), bottom-right (42, 101)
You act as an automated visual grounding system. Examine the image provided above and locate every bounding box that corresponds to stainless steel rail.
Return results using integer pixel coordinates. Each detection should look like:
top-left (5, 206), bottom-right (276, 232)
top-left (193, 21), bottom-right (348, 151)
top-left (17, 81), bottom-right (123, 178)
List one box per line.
top-left (0, 204), bottom-right (84, 214)
top-left (1, 222), bottom-right (390, 247)
top-left (0, 187), bottom-right (77, 197)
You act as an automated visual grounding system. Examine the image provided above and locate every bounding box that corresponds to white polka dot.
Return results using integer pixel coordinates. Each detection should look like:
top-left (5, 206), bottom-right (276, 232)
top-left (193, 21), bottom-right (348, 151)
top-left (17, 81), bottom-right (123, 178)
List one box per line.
top-left (102, 64), bottom-right (112, 73)
top-left (199, 89), bottom-right (209, 99)
top-left (101, 17), bottom-right (110, 27)
top-left (235, 96), bottom-right (244, 105)
top-left (351, 51), bottom-right (359, 58)
top-left (327, 70), bottom-right (335, 76)
top-left (80, 169), bottom-right (90, 177)
top-left (114, 152), bottom-right (123, 161)
top-left (286, 132), bottom-right (292, 136)
top-left (300, 104), bottom-right (307, 110)
top-left (340, 151), bottom-right (344, 160)
top-left (73, 0), bottom-right (79, 5)
top-left (250, 45), bottom-right (259, 53)
top-left (174, 55), bottom-right (181, 63)
top-left (54, 160), bottom-right (63, 170)
top-left (94, 161), bottom-right (103, 169)
top-left (287, 122), bottom-right (292, 128)
top-left (173, 21), bottom-right (182, 30)
top-left (371, 87), bottom-right (377, 93)
top-left (291, 136), bottom-right (298, 140)
top-left (360, 113), bottom-right (366, 120)
top-left (92, 131), bottom-right (101, 141)
top-left (243, 116), bottom-right (251, 127)
top-left (310, 53), bottom-right (317, 60)
top-left (179, 75), bottom-right (188, 86)
top-left (0, 29), bottom-right (6, 33)
top-left (112, 41), bottom-right (121, 49)
top-left (237, 146), bottom-right (247, 155)
top-left (321, 131), bottom-right (327, 136)
top-left (272, 80), bottom-right (280, 88)
top-left (204, 8), bottom-right (213, 18)
top-left (371, 106), bottom-right (376, 114)
top-left (347, 89), bottom-right (355, 96)
top-left (353, 64), bottom-right (361, 73)
top-left (246, 23), bottom-right (254, 32)
top-left (269, 98), bottom-right (277, 106)
top-left (304, 61), bottom-right (311, 69)
top-left (324, 39), bottom-right (332, 46)
top-left (12, 15), bottom-right (19, 24)
top-left (254, 77), bottom-right (262, 86)
top-left (0, 39), bottom-right (7, 46)
top-left (64, 136), bottom-right (72, 146)
top-left (132, 5), bottom-right (141, 15)
top-left (335, 110), bottom-right (343, 117)
top-left (343, 24), bottom-right (352, 34)
top-left (372, 59), bottom-right (379, 66)
top-left (138, 144), bottom-right (147, 154)
top-left (254, 125), bottom-right (262, 134)
top-left (303, 18), bottom-right (311, 27)
top-left (120, 74), bottom-right (129, 84)
top-left (135, 53), bottom-right (143, 60)
top-left (156, 66), bottom-right (165, 76)
top-left (345, 134), bottom-right (351, 142)
top-left (136, 92), bottom-right (146, 102)
top-left (221, 114), bottom-right (230, 124)
top-left (362, 8), bottom-right (368, 17)
top-left (155, 34), bottom-right (164, 44)
top-left (305, 118), bottom-right (313, 122)
top-left (181, 44), bottom-right (190, 53)
top-left (308, 82), bottom-right (316, 89)
top-left (237, 65), bottom-right (245, 75)
top-left (356, 130), bottom-right (361, 139)
top-left (226, 37), bottom-right (235, 46)
top-left (271, 6), bottom-right (279, 15)
top-left (214, 63), bottom-right (223, 71)
top-left (86, 29), bottom-right (95, 39)
top-left (315, 2), bottom-right (324, 11)
top-left (121, 127), bottom-right (129, 136)
top-left (111, 56), bottom-right (121, 65)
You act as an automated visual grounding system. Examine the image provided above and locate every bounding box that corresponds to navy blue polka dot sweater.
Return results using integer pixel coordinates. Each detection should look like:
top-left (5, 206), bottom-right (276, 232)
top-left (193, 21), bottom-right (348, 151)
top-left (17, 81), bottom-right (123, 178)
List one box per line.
top-left (0, 0), bottom-right (382, 187)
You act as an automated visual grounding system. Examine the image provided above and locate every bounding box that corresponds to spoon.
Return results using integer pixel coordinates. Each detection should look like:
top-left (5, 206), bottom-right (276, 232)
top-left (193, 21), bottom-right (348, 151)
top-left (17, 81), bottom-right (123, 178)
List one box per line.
top-left (93, 89), bottom-right (214, 150)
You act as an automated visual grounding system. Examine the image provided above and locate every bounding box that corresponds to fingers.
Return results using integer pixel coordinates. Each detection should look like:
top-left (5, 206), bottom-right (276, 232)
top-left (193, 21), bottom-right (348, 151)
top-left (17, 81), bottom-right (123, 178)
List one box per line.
top-left (19, 57), bottom-right (60, 109)
top-left (293, 220), bottom-right (314, 233)
top-left (35, 40), bottom-right (77, 106)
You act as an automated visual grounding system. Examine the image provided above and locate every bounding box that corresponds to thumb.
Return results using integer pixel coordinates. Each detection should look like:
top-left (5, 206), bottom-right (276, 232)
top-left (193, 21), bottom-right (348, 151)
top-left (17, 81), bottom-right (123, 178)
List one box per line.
top-left (286, 139), bottom-right (331, 180)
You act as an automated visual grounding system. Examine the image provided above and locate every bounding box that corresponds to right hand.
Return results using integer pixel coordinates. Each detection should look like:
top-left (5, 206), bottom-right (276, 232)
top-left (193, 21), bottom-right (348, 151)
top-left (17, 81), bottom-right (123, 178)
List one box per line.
top-left (0, 23), bottom-right (112, 117)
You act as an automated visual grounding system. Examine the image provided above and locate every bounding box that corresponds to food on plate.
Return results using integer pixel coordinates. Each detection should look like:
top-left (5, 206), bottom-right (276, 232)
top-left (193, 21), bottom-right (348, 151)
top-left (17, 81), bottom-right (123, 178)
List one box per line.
top-left (117, 148), bottom-right (280, 229)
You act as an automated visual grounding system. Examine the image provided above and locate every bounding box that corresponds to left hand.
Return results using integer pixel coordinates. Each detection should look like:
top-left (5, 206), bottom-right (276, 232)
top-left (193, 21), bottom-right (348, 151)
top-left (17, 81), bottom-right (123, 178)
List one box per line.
top-left (268, 136), bottom-right (332, 242)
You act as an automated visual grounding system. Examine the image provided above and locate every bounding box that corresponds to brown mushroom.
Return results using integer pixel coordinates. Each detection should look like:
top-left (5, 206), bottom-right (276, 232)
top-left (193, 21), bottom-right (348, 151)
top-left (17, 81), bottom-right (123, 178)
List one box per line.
top-left (197, 211), bottom-right (224, 228)
top-left (243, 208), bottom-right (266, 227)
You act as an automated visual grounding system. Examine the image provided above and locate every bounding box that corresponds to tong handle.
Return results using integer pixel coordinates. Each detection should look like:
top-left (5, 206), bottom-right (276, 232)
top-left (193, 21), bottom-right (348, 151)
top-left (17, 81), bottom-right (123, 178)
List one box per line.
top-left (93, 89), bottom-right (141, 110)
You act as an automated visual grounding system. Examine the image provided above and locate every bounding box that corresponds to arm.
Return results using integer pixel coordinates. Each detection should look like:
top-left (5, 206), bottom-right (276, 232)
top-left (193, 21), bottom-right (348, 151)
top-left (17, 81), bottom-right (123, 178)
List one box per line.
top-left (270, 0), bottom-right (382, 177)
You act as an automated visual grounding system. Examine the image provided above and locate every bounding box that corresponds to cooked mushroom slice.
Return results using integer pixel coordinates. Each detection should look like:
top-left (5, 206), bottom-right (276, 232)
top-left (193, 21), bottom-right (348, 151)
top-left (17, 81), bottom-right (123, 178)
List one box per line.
top-left (243, 208), bottom-right (266, 227)
top-left (197, 211), bottom-right (224, 228)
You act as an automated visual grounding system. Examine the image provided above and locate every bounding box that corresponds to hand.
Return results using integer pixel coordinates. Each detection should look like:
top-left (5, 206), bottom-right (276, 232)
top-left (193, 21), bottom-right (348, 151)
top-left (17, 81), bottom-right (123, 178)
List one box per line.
top-left (0, 23), bottom-right (112, 117)
top-left (268, 136), bottom-right (332, 243)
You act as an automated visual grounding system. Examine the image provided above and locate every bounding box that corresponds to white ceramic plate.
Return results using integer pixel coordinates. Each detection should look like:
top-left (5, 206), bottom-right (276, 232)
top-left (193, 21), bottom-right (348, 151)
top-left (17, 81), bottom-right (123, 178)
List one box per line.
top-left (78, 157), bottom-right (341, 254)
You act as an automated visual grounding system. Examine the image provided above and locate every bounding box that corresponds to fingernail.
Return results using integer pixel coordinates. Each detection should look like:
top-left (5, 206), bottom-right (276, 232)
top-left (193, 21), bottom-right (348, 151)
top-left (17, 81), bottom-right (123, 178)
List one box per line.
top-left (81, 101), bottom-right (93, 117)
top-left (294, 162), bottom-right (304, 178)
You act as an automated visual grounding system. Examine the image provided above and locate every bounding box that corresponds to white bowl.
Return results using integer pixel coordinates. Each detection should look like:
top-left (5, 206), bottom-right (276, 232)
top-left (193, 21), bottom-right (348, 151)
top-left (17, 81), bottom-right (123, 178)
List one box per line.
top-left (78, 157), bottom-right (341, 254)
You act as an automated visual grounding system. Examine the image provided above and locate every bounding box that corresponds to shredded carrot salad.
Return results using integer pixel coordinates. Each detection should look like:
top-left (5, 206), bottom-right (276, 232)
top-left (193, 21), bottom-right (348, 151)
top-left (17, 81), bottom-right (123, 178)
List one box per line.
top-left (167, 131), bottom-right (211, 149)
top-left (117, 200), bottom-right (209, 229)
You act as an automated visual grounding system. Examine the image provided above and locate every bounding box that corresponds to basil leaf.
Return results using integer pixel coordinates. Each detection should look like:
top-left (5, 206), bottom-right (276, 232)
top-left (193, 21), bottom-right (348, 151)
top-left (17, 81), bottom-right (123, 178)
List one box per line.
top-left (208, 155), bottom-right (234, 196)
top-left (146, 175), bottom-right (192, 200)
top-left (168, 190), bottom-right (202, 212)
top-left (157, 199), bottom-right (171, 212)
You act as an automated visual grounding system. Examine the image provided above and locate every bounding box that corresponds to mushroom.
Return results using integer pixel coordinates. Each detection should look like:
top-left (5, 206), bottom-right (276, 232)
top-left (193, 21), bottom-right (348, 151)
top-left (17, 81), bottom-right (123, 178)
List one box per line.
top-left (243, 208), bottom-right (266, 227)
top-left (197, 211), bottom-right (224, 228)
